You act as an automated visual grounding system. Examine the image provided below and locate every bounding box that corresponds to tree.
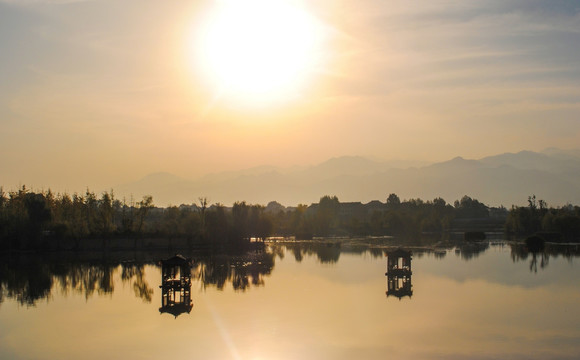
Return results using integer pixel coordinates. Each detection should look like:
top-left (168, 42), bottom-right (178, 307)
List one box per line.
top-left (24, 192), bottom-right (52, 249)
top-left (205, 204), bottom-right (229, 250)
top-left (454, 195), bottom-right (488, 218)
top-left (432, 197), bottom-right (446, 208)
top-left (232, 201), bottom-right (250, 241)
top-left (386, 193), bottom-right (401, 209)
top-left (198, 197), bottom-right (209, 239)
top-left (315, 195), bottom-right (339, 236)
top-left (84, 189), bottom-right (98, 235)
top-left (135, 195), bottom-right (153, 248)
top-left (98, 191), bottom-right (115, 237)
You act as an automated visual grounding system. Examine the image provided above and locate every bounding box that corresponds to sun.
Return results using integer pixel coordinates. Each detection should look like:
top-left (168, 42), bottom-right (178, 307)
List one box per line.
top-left (190, 0), bottom-right (325, 106)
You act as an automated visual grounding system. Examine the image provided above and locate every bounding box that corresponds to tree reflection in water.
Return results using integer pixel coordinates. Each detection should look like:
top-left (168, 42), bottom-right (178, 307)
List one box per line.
top-left (0, 250), bottom-right (278, 306)
top-left (54, 263), bottom-right (116, 299)
top-left (278, 242), bottom-right (342, 264)
top-left (0, 258), bottom-right (52, 305)
top-left (454, 242), bottom-right (490, 261)
top-left (0, 255), bottom-right (155, 306)
top-left (510, 243), bottom-right (580, 272)
top-left (122, 264), bottom-right (153, 302)
top-left (193, 251), bottom-right (276, 291)
top-left (2, 241), bottom-right (578, 306)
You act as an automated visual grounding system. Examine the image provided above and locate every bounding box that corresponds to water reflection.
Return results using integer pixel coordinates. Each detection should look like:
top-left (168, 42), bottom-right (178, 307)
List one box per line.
top-left (0, 258), bottom-right (52, 305)
top-left (0, 255), bottom-right (149, 306)
top-left (2, 240), bottom-right (580, 307)
top-left (192, 251), bottom-right (276, 291)
top-left (2, 241), bottom-right (580, 360)
top-left (123, 264), bottom-right (154, 302)
top-left (385, 249), bottom-right (413, 299)
top-left (509, 243), bottom-right (580, 273)
top-left (0, 250), bottom-right (277, 306)
top-left (159, 255), bottom-right (193, 318)
top-left (454, 241), bottom-right (490, 261)
top-left (278, 241), bottom-right (347, 264)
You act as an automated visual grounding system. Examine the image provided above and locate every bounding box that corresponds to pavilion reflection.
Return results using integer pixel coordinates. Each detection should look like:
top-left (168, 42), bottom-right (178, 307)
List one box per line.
top-left (159, 255), bottom-right (193, 318)
top-left (385, 248), bottom-right (413, 299)
top-left (0, 249), bottom-right (278, 308)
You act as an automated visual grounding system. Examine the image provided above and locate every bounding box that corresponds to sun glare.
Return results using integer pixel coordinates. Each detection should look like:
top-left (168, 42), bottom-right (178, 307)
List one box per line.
top-left (191, 0), bottom-right (325, 106)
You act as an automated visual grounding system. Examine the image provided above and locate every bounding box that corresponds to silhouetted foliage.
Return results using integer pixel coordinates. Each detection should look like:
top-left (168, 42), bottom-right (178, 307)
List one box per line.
top-left (455, 242), bottom-right (490, 261)
top-left (386, 193), bottom-right (401, 209)
top-left (0, 249), bottom-right (278, 306)
top-left (313, 195), bottom-right (340, 236)
top-left (2, 186), bottom-right (580, 252)
top-left (506, 196), bottom-right (580, 241)
top-left (454, 195), bottom-right (489, 219)
top-left (193, 251), bottom-right (275, 291)
top-left (0, 255), bottom-right (154, 306)
top-left (0, 187), bottom-right (273, 252)
top-left (464, 231), bottom-right (486, 241)
top-left (506, 241), bottom-right (578, 273)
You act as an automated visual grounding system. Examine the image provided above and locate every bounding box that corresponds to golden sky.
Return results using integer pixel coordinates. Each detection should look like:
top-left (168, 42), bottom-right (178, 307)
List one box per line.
top-left (1, 0), bottom-right (580, 193)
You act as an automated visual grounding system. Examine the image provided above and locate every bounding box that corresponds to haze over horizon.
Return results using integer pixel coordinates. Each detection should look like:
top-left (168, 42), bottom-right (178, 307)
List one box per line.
top-left (2, 0), bottom-right (580, 201)
top-left (77, 148), bottom-right (580, 208)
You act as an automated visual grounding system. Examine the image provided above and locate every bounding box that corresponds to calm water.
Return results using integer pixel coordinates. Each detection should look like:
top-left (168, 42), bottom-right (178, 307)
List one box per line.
top-left (1, 241), bottom-right (579, 360)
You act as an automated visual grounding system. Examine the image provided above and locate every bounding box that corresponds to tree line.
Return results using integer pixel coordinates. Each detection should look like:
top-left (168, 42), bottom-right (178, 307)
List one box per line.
top-left (0, 186), bottom-right (273, 252)
top-left (1, 186), bottom-right (579, 252)
top-left (505, 195), bottom-right (580, 241)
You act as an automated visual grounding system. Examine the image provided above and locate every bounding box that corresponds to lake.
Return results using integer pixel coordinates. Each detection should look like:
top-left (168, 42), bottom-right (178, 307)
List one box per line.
top-left (1, 240), bottom-right (579, 359)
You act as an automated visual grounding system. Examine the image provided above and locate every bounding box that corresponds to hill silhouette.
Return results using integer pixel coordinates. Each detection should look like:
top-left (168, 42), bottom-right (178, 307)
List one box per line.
top-left (114, 149), bottom-right (580, 207)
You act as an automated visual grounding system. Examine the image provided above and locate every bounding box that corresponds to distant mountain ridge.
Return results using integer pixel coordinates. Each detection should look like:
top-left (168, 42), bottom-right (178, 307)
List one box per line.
top-left (115, 149), bottom-right (580, 207)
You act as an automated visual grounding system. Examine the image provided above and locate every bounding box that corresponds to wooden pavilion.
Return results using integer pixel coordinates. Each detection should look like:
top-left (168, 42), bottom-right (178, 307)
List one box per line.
top-left (385, 248), bottom-right (413, 299)
top-left (159, 255), bottom-right (193, 318)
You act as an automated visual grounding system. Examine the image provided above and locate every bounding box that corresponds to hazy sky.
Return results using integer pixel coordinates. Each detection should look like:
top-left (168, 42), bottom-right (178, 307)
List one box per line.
top-left (1, 0), bottom-right (580, 192)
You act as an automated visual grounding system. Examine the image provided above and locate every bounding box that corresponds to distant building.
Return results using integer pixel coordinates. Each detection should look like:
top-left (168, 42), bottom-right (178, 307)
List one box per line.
top-left (338, 202), bottom-right (365, 220)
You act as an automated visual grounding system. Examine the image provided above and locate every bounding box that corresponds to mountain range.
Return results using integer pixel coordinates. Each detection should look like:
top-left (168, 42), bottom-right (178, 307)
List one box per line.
top-left (114, 148), bottom-right (580, 208)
